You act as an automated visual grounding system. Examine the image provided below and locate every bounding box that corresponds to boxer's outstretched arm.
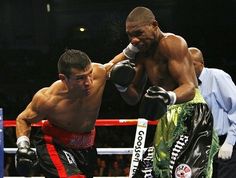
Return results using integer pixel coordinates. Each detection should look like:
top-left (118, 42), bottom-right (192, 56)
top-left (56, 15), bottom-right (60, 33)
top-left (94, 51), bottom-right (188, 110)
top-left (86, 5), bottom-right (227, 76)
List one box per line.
top-left (104, 43), bottom-right (139, 75)
top-left (15, 90), bottom-right (45, 176)
top-left (16, 89), bottom-right (47, 138)
top-left (104, 52), bottom-right (127, 74)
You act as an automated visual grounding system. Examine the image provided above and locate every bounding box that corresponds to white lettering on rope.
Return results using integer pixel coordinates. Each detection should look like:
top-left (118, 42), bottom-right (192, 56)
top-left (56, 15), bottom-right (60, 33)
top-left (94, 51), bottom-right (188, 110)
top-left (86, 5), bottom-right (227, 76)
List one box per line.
top-left (129, 118), bottom-right (148, 177)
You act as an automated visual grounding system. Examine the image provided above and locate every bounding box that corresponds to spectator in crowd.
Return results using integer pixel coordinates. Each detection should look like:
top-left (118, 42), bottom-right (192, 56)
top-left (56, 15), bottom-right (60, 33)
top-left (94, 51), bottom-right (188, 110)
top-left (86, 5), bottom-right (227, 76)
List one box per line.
top-left (108, 160), bottom-right (123, 176)
top-left (94, 159), bottom-right (109, 176)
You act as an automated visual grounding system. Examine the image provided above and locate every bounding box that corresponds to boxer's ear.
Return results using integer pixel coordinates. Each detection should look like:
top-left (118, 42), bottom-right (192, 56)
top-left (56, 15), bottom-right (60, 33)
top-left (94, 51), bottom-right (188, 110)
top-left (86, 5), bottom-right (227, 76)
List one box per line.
top-left (59, 74), bottom-right (69, 87)
top-left (151, 20), bottom-right (158, 28)
top-left (59, 74), bottom-right (66, 81)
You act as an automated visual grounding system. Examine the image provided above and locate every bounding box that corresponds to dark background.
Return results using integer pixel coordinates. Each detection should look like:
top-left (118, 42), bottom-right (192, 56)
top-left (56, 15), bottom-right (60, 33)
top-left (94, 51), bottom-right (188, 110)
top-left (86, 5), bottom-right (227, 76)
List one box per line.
top-left (0, 0), bottom-right (236, 119)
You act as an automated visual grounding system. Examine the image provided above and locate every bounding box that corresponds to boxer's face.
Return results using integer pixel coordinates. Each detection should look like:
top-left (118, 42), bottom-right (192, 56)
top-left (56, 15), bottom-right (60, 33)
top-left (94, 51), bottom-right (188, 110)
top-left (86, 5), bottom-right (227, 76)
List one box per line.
top-left (66, 65), bottom-right (94, 95)
top-left (126, 20), bottom-right (157, 52)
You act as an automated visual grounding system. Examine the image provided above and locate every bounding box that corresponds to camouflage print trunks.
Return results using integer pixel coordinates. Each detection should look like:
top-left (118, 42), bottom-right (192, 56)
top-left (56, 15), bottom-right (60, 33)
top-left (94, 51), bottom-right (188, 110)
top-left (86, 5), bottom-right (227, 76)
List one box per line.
top-left (133, 89), bottom-right (219, 178)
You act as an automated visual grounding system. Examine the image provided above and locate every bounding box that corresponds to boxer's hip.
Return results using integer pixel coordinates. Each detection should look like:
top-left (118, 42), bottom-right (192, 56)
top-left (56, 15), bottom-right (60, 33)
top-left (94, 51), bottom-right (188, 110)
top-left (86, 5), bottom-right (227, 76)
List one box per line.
top-left (152, 89), bottom-right (218, 177)
top-left (41, 120), bottom-right (95, 149)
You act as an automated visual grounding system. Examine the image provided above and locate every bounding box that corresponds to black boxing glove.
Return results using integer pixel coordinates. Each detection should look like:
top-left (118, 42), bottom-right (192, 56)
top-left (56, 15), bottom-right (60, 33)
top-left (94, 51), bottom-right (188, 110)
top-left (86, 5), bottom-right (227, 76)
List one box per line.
top-left (123, 43), bottom-right (139, 59)
top-left (110, 60), bottom-right (136, 92)
top-left (139, 86), bottom-right (176, 120)
top-left (15, 136), bottom-right (38, 176)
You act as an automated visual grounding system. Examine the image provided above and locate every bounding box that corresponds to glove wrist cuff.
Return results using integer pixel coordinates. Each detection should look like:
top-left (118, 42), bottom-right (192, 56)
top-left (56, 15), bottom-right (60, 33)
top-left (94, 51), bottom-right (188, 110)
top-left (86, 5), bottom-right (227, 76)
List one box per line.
top-left (115, 84), bottom-right (128, 93)
top-left (17, 136), bottom-right (30, 148)
top-left (168, 91), bottom-right (176, 105)
top-left (123, 43), bottom-right (139, 59)
top-left (127, 43), bottom-right (139, 52)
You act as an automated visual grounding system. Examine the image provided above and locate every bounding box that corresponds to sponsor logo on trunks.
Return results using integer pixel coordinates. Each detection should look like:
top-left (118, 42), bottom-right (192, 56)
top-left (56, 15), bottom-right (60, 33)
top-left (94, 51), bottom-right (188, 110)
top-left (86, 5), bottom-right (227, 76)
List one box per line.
top-left (170, 135), bottom-right (189, 175)
top-left (175, 164), bottom-right (192, 178)
top-left (141, 146), bottom-right (154, 178)
top-left (68, 134), bottom-right (94, 149)
top-left (63, 150), bottom-right (77, 166)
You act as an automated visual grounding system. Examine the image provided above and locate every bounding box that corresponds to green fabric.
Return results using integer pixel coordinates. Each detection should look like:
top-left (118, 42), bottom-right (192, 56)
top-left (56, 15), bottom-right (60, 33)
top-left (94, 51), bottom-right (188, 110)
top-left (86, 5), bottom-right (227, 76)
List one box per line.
top-left (206, 130), bottom-right (219, 178)
top-left (153, 89), bottom-right (219, 178)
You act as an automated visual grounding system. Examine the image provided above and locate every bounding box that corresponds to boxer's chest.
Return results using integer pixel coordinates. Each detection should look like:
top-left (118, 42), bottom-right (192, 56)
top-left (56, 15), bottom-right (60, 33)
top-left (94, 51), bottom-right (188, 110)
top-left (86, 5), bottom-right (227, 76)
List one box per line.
top-left (144, 57), bottom-right (176, 89)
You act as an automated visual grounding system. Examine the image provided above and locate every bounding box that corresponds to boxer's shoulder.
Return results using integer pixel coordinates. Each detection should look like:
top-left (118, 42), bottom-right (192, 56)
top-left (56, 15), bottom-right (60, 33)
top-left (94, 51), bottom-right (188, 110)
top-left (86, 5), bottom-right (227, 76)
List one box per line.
top-left (92, 63), bottom-right (107, 78)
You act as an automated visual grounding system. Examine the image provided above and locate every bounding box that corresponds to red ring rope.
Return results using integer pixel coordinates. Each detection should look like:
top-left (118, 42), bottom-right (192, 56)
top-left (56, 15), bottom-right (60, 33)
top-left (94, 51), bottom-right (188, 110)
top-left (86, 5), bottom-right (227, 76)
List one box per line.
top-left (3, 119), bottom-right (158, 127)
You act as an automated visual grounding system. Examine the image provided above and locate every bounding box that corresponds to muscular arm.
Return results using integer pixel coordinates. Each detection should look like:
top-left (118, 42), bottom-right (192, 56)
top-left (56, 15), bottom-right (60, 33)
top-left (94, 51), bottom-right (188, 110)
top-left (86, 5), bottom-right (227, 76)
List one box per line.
top-left (16, 90), bottom-right (47, 138)
top-left (104, 52), bottom-right (127, 75)
top-left (104, 43), bottom-right (140, 75)
top-left (161, 35), bottom-right (197, 103)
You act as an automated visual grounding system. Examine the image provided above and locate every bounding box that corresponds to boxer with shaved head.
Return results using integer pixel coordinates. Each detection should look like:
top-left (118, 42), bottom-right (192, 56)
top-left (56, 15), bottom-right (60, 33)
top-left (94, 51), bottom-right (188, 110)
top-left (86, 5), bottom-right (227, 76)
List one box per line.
top-left (111, 6), bottom-right (219, 178)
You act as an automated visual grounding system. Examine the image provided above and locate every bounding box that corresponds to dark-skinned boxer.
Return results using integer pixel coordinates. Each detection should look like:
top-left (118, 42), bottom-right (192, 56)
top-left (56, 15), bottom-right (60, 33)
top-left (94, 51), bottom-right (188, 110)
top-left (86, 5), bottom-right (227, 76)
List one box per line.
top-left (110, 6), bottom-right (219, 178)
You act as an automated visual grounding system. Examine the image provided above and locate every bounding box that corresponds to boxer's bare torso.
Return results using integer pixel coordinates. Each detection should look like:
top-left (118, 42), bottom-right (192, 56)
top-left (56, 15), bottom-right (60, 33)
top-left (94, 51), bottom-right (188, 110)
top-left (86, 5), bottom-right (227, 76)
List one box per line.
top-left (137, 33), bottom-right (197, 91)
top-left (123, 21), bottom-right (198, 104)
top-left (37, 74), bottom-right (105, 133)
top-left (16, 63), bottom-right (110, 137)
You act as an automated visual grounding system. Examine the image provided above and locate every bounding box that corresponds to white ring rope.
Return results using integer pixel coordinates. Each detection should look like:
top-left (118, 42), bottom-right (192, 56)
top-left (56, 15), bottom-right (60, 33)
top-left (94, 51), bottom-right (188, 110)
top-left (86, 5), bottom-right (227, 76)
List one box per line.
top-left (4, 147), bottom-right (147, 155)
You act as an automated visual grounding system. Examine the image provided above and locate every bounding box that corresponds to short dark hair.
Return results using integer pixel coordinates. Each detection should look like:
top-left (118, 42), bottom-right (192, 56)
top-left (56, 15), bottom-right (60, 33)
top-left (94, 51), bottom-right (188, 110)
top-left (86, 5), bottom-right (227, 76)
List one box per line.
top-left (57, 49), bottom-right (91, 77)
top-left (126, 6), bottom-right (155, 24)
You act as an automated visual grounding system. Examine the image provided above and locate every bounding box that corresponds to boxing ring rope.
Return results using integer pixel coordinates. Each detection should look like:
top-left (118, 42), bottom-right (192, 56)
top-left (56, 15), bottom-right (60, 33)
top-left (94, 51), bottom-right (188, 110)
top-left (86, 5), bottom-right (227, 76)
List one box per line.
top-left (1, 112), bottom-right (158, 177)
top-left (4, 147), bottom-right (136, 155)
top-left (3, 119), bottom-right (157, 155)
top-left (3, 119), bottom-right (158, 127)
top-left (3, 119), bottom-right (157, 154)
